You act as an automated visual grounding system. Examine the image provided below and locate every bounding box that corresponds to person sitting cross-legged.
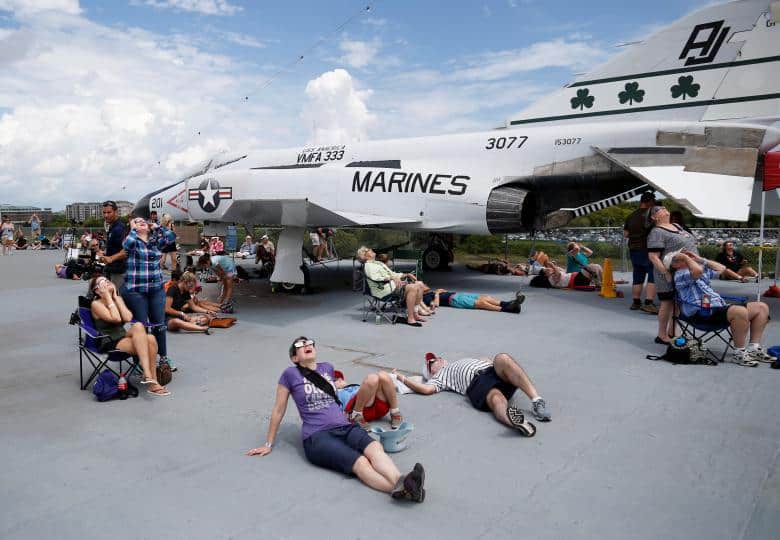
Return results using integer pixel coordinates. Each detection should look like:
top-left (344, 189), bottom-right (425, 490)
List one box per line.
top-left (394, 352), bottom-right (551, 437)
top-left (164, 271), bottom-right (214, 334)
top-left (357, 246), bottom-right (427, 327)
top-left (666, 249), bottom-right (772, 367)
top-left (334, 370), bottom-right (405, 430)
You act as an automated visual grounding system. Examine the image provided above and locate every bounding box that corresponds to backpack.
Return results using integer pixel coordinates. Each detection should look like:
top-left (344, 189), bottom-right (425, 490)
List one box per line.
top-left (646, 338), bottom-right (715, 365)
top-left (93, 370), bottom-right (119, 401)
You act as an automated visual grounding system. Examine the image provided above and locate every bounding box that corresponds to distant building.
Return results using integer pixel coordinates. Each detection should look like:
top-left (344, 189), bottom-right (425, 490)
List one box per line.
top-left (0, 205), bottom-right (54, 224)
top-left (65, 200), bottom-right (134, 222)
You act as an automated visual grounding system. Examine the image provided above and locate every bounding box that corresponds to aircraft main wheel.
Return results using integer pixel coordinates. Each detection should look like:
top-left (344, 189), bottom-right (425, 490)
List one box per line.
top-left (423, 247), bottom-right (447, 271)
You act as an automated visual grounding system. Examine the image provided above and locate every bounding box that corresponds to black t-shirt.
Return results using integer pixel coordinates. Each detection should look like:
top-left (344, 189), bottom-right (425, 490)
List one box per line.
top-left (105, 220), bottom-right (127, 274)
top-left (166, 285), bottom-right (191, 312)
top-left (715, 251), bottom-right (745, 273)
top-left (623, 207), bottom-right (651, 251)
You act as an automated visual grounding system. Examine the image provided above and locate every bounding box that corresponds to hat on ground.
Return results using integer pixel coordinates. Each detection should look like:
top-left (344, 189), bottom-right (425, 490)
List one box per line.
top-left (423, 352), bottom-right (437, 380)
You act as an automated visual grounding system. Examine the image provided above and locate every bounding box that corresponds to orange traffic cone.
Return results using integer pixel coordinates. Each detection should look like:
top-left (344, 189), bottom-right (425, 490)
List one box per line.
top-left (600, 257), bottom-right (617, 298)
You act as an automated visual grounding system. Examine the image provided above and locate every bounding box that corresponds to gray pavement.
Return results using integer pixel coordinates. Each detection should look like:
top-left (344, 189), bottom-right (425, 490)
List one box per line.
top-left (0, 250), bottom-right (778, 540)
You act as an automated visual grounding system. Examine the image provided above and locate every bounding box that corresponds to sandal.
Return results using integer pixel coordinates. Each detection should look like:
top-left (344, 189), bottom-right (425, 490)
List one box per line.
top-left (147, 385), bottom-right (171, 396)
top-left (506, 406), bottom-right (537, 437)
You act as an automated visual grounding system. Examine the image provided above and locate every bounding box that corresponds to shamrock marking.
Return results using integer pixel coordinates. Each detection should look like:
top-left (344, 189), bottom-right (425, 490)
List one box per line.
top-left (670, 75), bottom-right (700, 100)
top-left (570, 88), bottom-right (595, 111)
top-left (618, 82), bottom-right (645, 105)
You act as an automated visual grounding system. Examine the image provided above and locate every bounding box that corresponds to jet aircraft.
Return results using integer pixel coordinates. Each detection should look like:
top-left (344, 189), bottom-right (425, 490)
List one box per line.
top-left (135, 0), bottom-right (780, 288)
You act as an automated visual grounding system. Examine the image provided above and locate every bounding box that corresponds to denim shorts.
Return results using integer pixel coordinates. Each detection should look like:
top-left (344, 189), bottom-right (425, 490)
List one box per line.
top-left (302, 424), bottom-right (375, 475)
top-left (629, 250), bottom-right (654, 285)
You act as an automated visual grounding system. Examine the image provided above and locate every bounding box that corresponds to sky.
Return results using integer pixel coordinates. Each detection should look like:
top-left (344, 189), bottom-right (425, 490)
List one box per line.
top-left (0, 0), bottom-right (713, 210)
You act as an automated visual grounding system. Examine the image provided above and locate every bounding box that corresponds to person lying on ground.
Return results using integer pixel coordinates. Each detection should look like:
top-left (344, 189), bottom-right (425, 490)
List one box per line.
top-left (164, 271), bottom-right (213, 334)
top-left (89, 275), bottom-right (170, 396)
top-left (565, 242), bottom-right (603, 286)
top-left (715, 241), bottom-right (758, 282)
top-left (666, 250), bottom-right (772, 367)
top-left (533, 261), bottom-right (594, 289)
top-left (466, 258), bottom-right (528, 276)
top-left (357, 246), bottom-right (427, 327)
top-left (54, 263), bottom-right (81, 280)
top-left (333, 369), bottom-right (405, 430)
top-left (423, 288), bottom-right (524, 314)
top-left (246, 336), bottom-right (426, 502)
top-left (393, 352), bottom-right (551, 436)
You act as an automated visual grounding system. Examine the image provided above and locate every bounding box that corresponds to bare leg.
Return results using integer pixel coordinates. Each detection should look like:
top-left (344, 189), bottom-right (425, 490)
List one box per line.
top-left (727, 305), bottom-right (749, 348)
top-left (492, 353), bottom-right (541, 401)
top-left (746, 302), bottom-right (769, 343)
top-left (657, 300), bottom-right (673, 341)
top-left (376, 371), bottom-right (399, 410)
top-left (353, 373), bottom-right (379, 411)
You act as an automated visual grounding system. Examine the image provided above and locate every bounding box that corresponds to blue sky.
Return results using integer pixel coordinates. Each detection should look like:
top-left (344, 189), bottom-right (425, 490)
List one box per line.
top-left (0, 0), bottom-right (711, 209)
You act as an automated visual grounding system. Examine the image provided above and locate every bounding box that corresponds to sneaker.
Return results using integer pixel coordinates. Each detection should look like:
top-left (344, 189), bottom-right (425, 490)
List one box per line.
top-left (630, 302), bottom-right (641, 311)
top-left (640, 303), bottom-right (659, 314)
top-left (746, 345), bottom-right (774, 363)
top-left (350, 412), bottom-right (369, 430)
top-left (390, 411), bottom-right (404, 429)
top-left (160, 356), bottom-right (177, 372)
top-left (730, 350), bottom-right (759, 368)
top-left (532, 398), bottom-right (552, 422)
top-left (506, 406), bottom-right (536, 437)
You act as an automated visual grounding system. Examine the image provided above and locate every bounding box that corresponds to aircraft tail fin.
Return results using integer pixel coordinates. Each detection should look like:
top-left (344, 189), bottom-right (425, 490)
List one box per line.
top-left (508, 0), bottom-right (780, 127)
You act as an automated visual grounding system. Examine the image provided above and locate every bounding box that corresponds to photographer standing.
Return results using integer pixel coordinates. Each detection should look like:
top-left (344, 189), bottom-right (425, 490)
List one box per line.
top-left (98, 201), bottom-right (127, 290)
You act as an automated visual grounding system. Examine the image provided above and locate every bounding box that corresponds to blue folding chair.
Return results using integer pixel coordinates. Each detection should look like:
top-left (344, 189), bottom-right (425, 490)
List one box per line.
top-left (674, 294), bottom-right (747, 363)
top-left (359, 266), bottom-right (403, 324)
top-left (75, 305), bottom-right (139, 390)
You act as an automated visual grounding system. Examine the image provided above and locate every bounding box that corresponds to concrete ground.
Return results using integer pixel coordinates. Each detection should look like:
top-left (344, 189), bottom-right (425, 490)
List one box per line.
top-left (0, 250), bottom-right (778, 540)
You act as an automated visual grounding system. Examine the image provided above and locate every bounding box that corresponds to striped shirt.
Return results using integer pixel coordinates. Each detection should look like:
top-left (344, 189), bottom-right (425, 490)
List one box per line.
top-left (123, 229), bottom-right (172, 292)
top-left (426, 358), bottom-right (492, 395)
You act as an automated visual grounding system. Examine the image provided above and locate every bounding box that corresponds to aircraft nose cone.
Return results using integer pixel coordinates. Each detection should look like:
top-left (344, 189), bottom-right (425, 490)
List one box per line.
top-left (132, 195), bottom-right (151, 219)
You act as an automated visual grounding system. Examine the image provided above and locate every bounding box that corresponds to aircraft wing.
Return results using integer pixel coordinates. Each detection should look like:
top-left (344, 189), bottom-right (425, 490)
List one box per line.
top-left (593, 146), bottom-right (757, 222)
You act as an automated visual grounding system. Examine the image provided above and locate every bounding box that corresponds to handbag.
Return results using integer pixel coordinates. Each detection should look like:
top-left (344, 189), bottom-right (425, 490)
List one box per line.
top-left (156, 361), bottom-right (173, 386)
top-left (647, 338), bottom-right (715, 365)
top-left (209, 317), bottom-right (237, 328)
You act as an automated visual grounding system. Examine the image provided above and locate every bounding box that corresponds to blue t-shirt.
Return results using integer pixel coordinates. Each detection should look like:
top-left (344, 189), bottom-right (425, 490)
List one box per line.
top-left (278, 363), bottom-right (349, 440)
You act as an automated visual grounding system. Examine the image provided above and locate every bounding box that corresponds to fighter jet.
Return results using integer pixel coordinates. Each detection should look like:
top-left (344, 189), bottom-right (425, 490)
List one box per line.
top-left (135, 0), bottom-right (780, 288)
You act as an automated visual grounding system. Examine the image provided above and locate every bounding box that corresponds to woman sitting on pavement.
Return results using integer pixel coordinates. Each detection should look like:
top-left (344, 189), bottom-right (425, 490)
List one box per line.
top-left (164, 271), bottom-right (214, 334)
top-left (333, 369), bottom-right (404, 430)
top-left (715, 241), bottom-right (758, 282)
top-left (665, 250), bottom-right (771, 367)
top-left (89, 275), bottom-right (170, 396)
top-left (246, 336), bottom-right (426, 502)
top-left (565, 242), bottom-right (603, 287)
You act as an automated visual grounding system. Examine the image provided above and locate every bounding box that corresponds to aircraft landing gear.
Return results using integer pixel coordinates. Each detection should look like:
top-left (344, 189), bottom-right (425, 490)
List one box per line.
top-left (422, 234), bottom-right (454, 271)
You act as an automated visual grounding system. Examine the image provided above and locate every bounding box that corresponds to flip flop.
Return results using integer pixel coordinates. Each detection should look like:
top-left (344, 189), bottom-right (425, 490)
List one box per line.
top-left (506, 406), bottom-right (537, 437)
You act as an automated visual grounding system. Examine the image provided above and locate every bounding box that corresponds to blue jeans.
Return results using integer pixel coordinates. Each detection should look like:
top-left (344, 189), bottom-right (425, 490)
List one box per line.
top-left (122, 287), bottom-right (167, 357)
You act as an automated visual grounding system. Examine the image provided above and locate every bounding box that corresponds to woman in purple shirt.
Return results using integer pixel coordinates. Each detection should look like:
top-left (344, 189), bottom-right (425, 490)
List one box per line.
top-left (246, 336), bottom-right (426, 502)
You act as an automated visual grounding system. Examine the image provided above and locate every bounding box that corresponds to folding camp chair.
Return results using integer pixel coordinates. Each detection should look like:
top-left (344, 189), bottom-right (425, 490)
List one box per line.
top-left (75, 305), bottom-right (139, 390)
top-left (359, 265), bottom-right (403, 324)
top-left (674, 294), bottom-right (747, 363)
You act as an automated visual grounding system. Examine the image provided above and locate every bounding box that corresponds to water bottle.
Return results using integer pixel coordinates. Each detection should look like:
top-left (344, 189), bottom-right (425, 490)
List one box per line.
top-left (118, 372), bottom-right (128, 400)
top-left (375, 313), bottom-right (381, 325)
top-left (701, 294), bottom-right (711, 316)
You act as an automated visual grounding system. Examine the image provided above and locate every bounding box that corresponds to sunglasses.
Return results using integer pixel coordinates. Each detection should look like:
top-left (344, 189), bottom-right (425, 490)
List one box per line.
top-left (293, 339), bottom-right (315, 349)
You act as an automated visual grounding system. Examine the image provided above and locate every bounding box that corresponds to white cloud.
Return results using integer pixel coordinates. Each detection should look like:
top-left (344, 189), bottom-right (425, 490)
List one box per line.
top-left (301, 69), bottom-right (374, 145)
top-left (143, 0), bottom-right (241, 16)
top-left (0, 0), bottom-right (80, 16)
top-left (338, 37), bottom-right (380, 69)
